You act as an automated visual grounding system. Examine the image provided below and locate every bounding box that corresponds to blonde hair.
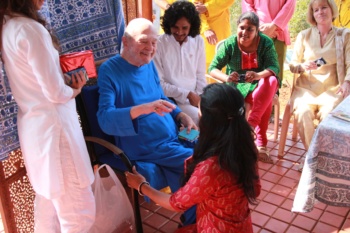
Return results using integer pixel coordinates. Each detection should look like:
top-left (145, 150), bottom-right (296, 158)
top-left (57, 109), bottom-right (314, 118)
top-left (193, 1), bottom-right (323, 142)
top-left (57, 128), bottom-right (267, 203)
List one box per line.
top-left (306, 0), bottom-right (339, 26)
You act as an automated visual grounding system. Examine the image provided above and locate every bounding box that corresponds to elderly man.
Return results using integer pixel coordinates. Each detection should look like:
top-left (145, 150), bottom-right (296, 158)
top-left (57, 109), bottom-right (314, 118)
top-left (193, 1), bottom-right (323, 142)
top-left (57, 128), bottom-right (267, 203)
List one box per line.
top-left (154, 1), bottom-right (207, 125)
top-left (97, 18), bottom-right (196, 226)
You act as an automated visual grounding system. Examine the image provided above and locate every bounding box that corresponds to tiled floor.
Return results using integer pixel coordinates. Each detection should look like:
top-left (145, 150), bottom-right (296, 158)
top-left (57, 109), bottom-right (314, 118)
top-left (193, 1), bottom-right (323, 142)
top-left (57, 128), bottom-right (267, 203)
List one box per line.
top-left (137, 123), bottom-right (350, 233)
top-left (1, 123), bottom-right (350, 233)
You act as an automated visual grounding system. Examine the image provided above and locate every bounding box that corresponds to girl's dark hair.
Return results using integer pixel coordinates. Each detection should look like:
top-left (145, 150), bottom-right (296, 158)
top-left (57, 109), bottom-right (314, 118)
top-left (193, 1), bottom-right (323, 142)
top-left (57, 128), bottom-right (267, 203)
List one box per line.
top-left (0, 0), bottom-right (59, 51)
top-left (237, 11), bottom-right (260, 28)
top-left (161, 1), bottom-right (201, 37)
top-left (183, 83), bottom-right (259, 204)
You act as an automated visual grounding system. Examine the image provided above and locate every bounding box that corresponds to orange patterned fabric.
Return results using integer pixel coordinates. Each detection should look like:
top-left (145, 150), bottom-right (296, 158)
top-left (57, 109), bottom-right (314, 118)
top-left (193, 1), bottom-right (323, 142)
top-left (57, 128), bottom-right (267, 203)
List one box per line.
top-left (170, 156), bottom-right (260, 233)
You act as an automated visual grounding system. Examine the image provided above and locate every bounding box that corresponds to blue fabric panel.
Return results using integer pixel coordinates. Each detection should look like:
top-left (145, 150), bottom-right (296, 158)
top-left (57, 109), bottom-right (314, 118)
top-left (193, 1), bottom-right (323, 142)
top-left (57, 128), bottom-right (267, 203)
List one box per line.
top-left (0, 62), bottom-right (19, 161)
top-left (40, 0), bottom-right (125, 61)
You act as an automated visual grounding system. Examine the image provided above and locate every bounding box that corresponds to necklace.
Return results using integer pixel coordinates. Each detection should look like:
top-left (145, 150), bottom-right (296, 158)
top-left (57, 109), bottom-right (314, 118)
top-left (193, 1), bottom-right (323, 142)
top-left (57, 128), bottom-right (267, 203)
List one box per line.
top-left (338, 0), bottom-right (350, 27)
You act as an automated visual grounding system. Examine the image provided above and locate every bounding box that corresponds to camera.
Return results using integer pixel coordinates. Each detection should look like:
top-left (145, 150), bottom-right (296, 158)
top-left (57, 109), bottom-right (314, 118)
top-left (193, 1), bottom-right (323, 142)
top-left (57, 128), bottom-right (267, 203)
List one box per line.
top-left (238, 74), bottom-right (246, 83)
top-left (314, 57), bottom-right (326, 67)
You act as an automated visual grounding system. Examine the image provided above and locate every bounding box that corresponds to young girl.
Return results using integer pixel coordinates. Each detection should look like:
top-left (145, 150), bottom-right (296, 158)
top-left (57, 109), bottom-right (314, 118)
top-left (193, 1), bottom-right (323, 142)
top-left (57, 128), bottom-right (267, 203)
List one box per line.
top-left (126, 83), bottom-right (261, 232)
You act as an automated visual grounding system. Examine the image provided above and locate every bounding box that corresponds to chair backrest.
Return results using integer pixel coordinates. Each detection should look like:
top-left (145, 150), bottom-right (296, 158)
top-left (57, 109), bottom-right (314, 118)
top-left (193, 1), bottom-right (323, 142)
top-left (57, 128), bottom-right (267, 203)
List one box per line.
top-left (76, 80), bottom-right (128, 170)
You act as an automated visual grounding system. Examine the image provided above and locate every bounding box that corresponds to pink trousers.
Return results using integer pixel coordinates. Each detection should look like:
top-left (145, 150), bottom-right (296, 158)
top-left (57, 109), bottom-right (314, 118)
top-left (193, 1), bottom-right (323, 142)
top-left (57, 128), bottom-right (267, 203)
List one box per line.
top-left (245, 76), bottom-right (278, 147)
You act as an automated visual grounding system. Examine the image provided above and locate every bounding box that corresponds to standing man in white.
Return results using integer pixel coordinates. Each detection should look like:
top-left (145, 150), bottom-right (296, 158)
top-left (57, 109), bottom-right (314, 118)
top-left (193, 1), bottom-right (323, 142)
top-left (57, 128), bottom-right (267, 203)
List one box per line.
top-left (154, 1), bottom-right (207, 125)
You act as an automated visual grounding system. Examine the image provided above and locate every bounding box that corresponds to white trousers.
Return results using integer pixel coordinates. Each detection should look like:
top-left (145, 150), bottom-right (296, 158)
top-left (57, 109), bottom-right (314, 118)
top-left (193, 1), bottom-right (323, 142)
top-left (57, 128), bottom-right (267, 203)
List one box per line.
top-left (34, 134), bottom-right (95, 233)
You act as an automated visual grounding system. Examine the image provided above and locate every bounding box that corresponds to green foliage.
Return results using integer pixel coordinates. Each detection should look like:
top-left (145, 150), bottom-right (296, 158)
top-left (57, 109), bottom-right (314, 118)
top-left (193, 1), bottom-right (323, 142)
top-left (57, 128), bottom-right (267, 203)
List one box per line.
top-left (289, 0), bottom-right (310, 40)
top-left (228, 0), bottom-right (310, 42)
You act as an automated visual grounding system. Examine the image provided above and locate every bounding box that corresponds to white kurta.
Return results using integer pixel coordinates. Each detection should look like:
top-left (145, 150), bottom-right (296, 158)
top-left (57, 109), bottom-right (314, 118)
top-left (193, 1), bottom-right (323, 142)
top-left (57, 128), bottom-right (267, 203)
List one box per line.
top-left (2, 16), bottom-right (94, 199)
top-left (154, 34), bottom-right (207, 123)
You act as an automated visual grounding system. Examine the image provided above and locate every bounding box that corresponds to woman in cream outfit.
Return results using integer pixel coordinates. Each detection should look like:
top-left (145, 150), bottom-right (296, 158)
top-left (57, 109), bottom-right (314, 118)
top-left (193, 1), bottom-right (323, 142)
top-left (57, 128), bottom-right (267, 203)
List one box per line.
top-left (289, 0), bottom-right (350, 150)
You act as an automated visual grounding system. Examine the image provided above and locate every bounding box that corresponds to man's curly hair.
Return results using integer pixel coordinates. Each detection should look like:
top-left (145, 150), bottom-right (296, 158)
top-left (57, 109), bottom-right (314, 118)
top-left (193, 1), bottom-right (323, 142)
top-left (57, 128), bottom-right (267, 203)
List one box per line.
top-left (161, 1), bottom-right (201, 37)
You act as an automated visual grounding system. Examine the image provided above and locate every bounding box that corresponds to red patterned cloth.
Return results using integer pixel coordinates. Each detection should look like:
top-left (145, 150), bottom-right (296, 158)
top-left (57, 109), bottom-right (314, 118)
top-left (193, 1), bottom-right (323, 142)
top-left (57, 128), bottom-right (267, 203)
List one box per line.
top-left (170, 156), bottom-right (261, 233)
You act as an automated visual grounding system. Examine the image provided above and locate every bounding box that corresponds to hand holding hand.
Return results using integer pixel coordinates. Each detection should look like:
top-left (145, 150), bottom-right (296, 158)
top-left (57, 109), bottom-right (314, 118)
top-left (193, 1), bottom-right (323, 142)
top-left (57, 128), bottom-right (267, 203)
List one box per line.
top-left (259, 23), bottom-right (277, 38)
top-left (204, 29), bottom-right (218, 45)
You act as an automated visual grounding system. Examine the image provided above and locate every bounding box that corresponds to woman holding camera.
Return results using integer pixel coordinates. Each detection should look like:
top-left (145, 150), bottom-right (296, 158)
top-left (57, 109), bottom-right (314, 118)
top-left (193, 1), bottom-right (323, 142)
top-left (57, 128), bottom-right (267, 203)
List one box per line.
top-left (289, 0), bottom-right (350, 151)
top-left (208, 11), bottom-right (279, 163)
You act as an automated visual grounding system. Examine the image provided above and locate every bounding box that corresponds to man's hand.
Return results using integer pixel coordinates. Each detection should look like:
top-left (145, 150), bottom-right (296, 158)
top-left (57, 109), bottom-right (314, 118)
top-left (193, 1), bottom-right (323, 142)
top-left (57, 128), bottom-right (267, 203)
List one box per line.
top-left (176, 112), bottom-right (198, 132)
top-left (187, 91), bottom-right (200, 107)
top-left (204, 29), bottom-right (218, 45)
top-left (259, 23), bottom-right (278, 38)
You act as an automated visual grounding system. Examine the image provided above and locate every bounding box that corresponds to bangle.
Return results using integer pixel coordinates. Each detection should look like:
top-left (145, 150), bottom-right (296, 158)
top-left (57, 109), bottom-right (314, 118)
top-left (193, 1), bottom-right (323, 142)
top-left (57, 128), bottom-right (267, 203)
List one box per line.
top-left (138, 181), bottom-right (150, 196)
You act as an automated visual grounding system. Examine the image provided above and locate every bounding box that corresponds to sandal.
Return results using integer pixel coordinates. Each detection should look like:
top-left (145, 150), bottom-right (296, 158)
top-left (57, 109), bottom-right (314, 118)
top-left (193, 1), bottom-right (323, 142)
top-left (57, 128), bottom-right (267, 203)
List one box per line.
top-left (258, 146), bottom-right (274, 164)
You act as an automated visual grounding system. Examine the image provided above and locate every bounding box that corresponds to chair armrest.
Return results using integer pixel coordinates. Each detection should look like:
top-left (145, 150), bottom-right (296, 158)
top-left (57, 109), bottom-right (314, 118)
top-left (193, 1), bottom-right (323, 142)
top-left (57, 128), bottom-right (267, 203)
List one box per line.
top-left (84, 136), bottom-right (133, 172)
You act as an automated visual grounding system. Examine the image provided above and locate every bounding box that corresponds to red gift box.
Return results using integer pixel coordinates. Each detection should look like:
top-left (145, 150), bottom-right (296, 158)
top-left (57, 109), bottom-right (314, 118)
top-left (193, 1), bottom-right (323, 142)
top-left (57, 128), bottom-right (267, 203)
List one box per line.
top-left (59, 50), bottom-right (97, 78)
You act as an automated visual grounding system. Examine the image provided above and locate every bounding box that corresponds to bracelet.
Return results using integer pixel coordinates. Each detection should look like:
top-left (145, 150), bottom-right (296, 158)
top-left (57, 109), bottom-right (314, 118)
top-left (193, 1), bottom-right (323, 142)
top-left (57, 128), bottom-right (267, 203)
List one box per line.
top-left (138, 181), bottom-right (150, 196)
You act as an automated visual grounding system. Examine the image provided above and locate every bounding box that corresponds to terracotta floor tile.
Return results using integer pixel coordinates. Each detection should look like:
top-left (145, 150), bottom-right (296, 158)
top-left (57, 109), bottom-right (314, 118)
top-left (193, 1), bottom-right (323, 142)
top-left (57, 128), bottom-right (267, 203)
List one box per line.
top-left (283, 153), bottom-right (302, 163)
top-left (264, 218), bottom-right (289, 232)
top-left (284, 169), bottom-right (301, 180)
top-left (292, 215), bottom-right (317, 231)
top-left (325, 206), bottom-right (350, 217)
top-left (262, 172), bottom-right (282, 184)
top-left (251, 211), bottom-right (270, 227)
top-left (143, 213), bottom-right (169, 230)
top-left (275, 159), bottom-right (295, 169)
top-left (141, 224), bottom-right (157, 233)
top-left (319, 211), bottom-right (344, 227)
top-left (252, 224), bottom-right (262, 233)
top-left (300, 207), bottom-right (323, 220)
top-left (259, 228), bottom-right (274, 233)
top-left (312, 221), bottom-right (339, 233)
top-left (269, 165), bottom-right (289, 176)
top-left (260, 179), bottom-right (275, 192)
top-left (141, 200), bottom-right (162, 212)
top-left (278, 176), bottom-right (298, 189)
top-left (288, 147), bottom-right (306, 156)
top-left (270, 184), bottom-right (292, 198)
top-left (255, 201), bottom-right (278, 216)
top-left (340, 217), bottom-right (350, 232)
top-left (272, 207), bottom-right (297, 223)
top-left (281, 199), bottom-right (294, 211)
top-left (286, 225), bottom-right (310, 233)
top-left (258, 161), bottom-right (274, 171)
top-left (158, 220), bottom-right (179, 233)
top-left (313, 200), bottom-right (328, 210)
top-left (263, 193), bottom-right (285, 206)
top-left (155, 207), bottom-right (177, 219)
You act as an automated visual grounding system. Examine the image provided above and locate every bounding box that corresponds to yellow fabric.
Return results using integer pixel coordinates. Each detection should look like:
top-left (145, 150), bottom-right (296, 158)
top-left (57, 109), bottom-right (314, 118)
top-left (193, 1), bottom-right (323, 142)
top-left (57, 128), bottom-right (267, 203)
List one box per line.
top-left (333, 0), bottom-right (350, 28)
top-left (189, 0), bottom-right (235, 66)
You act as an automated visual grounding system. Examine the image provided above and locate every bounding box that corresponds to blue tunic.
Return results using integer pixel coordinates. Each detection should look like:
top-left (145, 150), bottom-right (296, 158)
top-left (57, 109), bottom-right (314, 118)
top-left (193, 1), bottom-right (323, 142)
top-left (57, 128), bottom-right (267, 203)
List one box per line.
top-left (97, 54), bottom-right (193, 191)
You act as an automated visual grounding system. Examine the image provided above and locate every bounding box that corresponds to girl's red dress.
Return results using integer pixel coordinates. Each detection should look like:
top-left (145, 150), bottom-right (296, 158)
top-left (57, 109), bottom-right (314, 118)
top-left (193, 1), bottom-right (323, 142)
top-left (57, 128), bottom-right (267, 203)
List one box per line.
top-left (169, 156), bottom-right (261, 233)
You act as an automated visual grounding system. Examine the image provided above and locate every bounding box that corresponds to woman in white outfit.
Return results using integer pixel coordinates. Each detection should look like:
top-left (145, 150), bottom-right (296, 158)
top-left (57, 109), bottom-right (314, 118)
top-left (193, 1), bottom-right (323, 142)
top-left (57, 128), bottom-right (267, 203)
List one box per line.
top-left (0, 0), bottom-right (95, 232)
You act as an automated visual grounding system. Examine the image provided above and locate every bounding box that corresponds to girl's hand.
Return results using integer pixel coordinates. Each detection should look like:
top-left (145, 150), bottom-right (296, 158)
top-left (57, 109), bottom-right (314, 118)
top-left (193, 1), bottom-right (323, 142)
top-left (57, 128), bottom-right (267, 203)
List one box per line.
top-left (125, 166), bottom-right (146, 190)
